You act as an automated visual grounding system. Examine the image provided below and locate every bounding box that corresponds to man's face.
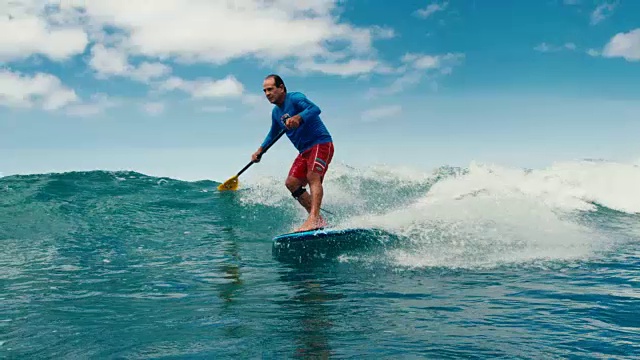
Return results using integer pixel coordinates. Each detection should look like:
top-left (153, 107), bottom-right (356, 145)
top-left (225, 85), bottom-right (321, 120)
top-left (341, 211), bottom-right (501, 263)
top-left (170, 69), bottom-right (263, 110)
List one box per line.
top-left (263, 78), bottom-right (285, 104)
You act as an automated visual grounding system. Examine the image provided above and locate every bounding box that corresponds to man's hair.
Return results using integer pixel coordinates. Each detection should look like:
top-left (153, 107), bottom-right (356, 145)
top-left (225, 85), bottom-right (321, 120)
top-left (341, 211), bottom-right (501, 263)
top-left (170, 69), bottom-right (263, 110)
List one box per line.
top-left (265, 74), bottom-right (286, 92)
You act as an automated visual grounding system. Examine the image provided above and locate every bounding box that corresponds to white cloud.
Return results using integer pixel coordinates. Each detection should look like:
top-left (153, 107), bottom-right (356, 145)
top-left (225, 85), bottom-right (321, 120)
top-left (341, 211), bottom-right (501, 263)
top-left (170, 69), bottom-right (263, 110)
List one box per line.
top-left (88, 44), bottom-right (171, 82)
top-left (587, 48), bottom-right (601, 57)
top-left (534, 42), bottom-right (578, 53)
top-left (160, 75), bottom-right (244, 98)
top-left (534, 43), bottom-right (553, 53)
top-left (75, 1), bottom-right (385, 68)
top-left (402, 54), bottom-right (440, 69)
top-left (590, 2), bottom-right (617, 25)
top-left (601, 28), bottom-right (640, 62)
top-left (132, 62), bottom-right (172, 82)
top-left (3, 0), bottom-right (394, 83)
top-left (65, 93), bottom-right (118, 117)
top-left (361, 105), bottom-right (402, 122)
top-left (89, 44), bottom-right (130, 78)
top-left (415, 1), bottom-right (448, 19)
top-left (0, 68), bottom-right (121, 116)
top-left (295, 59), bottom-right (380, 76)
top-left (402, 52), bottom-right (464, 73)
top-left (43, 86), bottom-right (79, 111)
top-left (366, 52), bottom-right (464, 98)
top-left (0, 69), bottom-right (78, 110)
top-left (371, 25), bottom-right (396, 40)
top-left (385, 73), bottom-right (424, 95)
top-left (0, 2), bottom-right (88, 62)
top-left (142, 102), bottom-right (165, 116)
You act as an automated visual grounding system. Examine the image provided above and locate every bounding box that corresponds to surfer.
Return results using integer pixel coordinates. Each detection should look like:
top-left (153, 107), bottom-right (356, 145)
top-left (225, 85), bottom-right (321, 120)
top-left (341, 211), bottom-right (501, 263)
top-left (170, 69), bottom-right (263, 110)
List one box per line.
top-left (252, 74), bottom-right (334, 232)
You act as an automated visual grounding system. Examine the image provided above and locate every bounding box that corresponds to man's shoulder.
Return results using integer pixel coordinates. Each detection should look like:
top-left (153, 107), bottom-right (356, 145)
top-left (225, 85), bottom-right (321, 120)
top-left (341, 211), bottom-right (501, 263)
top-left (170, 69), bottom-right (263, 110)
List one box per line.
top-left (287, 91), bottom-right (306, 100)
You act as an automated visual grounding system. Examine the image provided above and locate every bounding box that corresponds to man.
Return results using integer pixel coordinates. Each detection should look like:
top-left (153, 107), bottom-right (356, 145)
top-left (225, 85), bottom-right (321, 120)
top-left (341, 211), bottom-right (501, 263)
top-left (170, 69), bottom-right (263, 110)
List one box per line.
top-left (252, 74), bottom-right (334, 232)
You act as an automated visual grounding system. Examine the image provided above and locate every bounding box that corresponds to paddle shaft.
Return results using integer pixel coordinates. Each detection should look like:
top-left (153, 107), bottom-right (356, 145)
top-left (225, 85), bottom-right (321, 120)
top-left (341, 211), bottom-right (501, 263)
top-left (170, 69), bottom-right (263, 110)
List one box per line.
top-left (235, 128), bottom-right (286, 177)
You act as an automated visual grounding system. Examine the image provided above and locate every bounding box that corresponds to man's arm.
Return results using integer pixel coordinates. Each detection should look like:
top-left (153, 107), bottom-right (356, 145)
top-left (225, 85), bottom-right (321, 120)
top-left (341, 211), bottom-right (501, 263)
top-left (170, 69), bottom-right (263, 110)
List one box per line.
top-left (291, 92), bottom-right (321, 122)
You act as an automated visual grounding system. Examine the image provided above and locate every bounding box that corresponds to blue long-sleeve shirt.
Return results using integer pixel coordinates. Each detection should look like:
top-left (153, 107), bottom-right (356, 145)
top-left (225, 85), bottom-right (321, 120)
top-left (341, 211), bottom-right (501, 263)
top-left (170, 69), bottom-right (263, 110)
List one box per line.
top-left (260, 92), bottom-right (333, 153)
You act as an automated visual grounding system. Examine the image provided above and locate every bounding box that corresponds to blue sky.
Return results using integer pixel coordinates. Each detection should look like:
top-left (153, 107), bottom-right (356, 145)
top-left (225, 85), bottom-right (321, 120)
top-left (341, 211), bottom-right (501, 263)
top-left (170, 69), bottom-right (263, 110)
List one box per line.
top-left (1, 0), bottom-right (639, 181)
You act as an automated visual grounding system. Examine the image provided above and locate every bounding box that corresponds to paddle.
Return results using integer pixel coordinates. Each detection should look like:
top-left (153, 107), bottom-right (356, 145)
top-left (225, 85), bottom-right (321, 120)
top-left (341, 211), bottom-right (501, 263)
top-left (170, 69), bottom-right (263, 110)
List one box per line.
top-left (217, 128), bottom-right (287, 191)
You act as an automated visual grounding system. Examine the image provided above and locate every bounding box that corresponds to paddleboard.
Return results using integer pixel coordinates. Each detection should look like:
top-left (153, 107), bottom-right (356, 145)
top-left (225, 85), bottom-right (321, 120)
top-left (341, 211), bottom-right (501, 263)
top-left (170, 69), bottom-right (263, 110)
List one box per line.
top-left (273, 227), bottom-right (370, 243)
top-left (272, 227), bottom-right (392, 262)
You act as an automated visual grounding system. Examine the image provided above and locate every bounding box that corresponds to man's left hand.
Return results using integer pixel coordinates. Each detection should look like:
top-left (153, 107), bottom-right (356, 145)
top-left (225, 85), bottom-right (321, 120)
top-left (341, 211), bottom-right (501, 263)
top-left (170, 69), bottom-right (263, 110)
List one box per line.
top-left (285, 115), bottom-right (302, 129)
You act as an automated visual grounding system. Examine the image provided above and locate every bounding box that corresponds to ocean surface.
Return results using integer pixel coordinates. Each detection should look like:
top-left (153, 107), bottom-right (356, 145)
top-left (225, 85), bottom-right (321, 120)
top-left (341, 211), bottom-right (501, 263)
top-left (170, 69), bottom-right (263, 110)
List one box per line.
top-left (1, 160), bottom-right (639, 359)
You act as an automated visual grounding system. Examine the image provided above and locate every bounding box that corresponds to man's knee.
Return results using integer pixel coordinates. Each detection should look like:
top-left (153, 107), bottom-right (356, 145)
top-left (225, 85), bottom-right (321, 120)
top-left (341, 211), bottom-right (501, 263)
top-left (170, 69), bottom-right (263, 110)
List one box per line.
top-left (290, 186), bottom-right (307, 199)
top-left (285, 177), bottom-right (307, 199)
top-left (285, 177), bottom-right (302, 191)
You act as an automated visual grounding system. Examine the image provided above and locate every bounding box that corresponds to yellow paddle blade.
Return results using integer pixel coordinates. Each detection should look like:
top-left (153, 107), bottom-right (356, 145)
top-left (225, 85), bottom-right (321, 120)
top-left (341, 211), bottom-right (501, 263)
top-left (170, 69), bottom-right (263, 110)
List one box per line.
top-left (217, 175), bottom-right (239, 191)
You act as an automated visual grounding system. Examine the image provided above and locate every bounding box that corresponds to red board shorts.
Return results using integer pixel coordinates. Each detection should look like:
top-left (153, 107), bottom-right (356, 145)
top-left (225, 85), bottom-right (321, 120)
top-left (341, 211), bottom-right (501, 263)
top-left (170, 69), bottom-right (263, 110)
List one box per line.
top-left (288, 142), bottom-right (335, 182)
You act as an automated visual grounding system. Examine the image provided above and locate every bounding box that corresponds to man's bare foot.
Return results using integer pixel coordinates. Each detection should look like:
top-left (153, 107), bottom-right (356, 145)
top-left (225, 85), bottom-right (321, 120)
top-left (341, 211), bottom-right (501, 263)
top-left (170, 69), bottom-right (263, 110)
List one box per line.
top-left (295, 215), bottom-right (327, 232)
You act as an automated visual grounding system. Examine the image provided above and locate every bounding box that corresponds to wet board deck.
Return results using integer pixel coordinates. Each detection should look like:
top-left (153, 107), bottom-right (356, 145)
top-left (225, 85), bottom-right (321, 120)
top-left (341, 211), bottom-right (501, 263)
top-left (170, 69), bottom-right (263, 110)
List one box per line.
top-left (272, 227), bottom-right (389, 262)
top-left (272, 227), bottom-right (371, 243)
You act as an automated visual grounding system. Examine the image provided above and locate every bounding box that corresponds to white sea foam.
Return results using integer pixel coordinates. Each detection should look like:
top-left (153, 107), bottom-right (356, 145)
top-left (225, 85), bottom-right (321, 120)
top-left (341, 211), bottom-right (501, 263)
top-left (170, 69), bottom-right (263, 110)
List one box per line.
top-left (238, 159), bottom-right (638, 268)
top-left (237, 161), bottom-right (436, 210)
top-left (418, 160), bottom-right (640, 214)
top-left (346, 191), bottom-right (602, 268)
top-left (344, 159), bottom-right (640, 268)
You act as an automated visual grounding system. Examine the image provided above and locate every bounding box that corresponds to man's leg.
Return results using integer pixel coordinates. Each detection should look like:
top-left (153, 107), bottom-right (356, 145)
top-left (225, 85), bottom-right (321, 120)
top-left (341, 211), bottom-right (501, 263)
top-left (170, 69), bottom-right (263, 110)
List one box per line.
top-left (286, 151), bottom-right (317, 216)
top-left (294, 172), bottom-right (325, 231)
top-left (307, 171), bottom-right (324, 220)
top-left (294, 142), bottom-right (334, 231)
top-left (285, 176), bottom-right (311, 213)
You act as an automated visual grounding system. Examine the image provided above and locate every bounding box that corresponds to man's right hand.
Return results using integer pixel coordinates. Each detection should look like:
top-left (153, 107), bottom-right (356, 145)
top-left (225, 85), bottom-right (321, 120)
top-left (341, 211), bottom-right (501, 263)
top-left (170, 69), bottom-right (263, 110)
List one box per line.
top-left (251, 148), bottom-right (263, 162)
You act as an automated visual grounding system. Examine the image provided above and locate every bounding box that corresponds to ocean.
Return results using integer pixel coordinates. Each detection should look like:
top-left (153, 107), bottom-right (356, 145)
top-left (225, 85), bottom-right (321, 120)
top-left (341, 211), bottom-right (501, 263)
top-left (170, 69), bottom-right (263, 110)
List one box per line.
top-left (1, 160), bottom-right (639, 359)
